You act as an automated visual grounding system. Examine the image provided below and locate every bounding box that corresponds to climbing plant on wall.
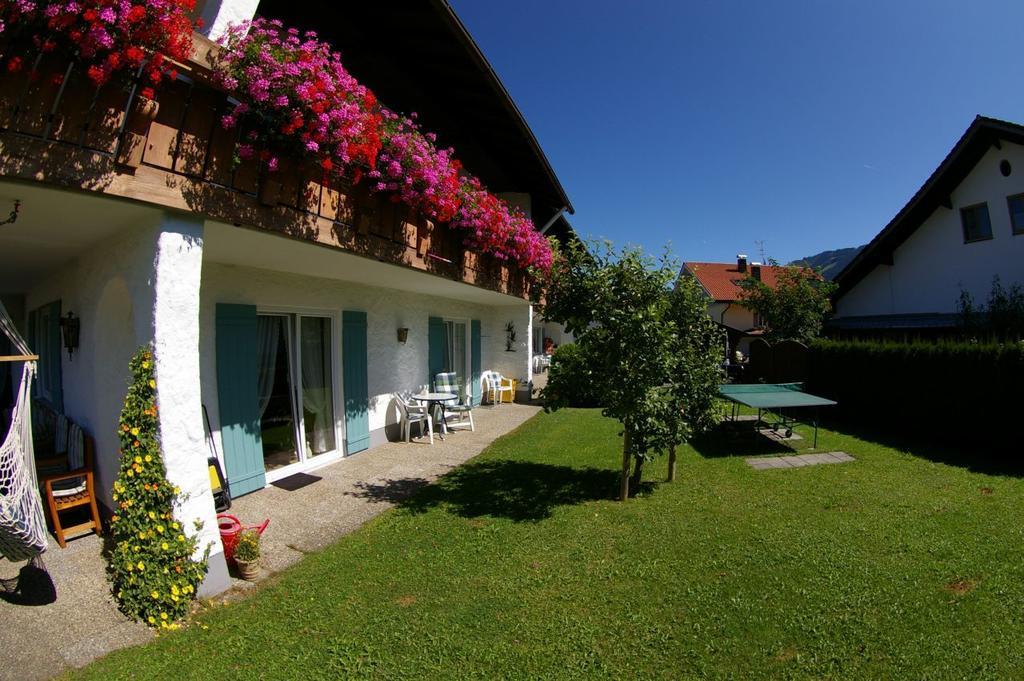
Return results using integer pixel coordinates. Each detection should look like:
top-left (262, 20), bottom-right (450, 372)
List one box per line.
top-left (106, 345), bottom-right (208, 629)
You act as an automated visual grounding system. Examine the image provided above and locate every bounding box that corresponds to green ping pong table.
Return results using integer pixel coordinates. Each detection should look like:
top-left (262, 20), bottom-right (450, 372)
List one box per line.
top-left (718, 383), bottom-right (837, 448)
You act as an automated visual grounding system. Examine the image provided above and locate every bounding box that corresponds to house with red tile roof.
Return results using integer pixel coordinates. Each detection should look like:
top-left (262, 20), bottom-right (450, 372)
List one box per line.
top-left (680, 255), bottom-right (788, 356)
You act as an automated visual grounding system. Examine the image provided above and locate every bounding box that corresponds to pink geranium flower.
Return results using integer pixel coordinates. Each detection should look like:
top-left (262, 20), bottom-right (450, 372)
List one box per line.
top-left (212, 17), bottom-right (552, 272)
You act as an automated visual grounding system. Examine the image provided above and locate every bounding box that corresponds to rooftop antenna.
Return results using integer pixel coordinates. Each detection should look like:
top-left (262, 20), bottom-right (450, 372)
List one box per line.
top-left (755, 239), bottom-right (768, 264)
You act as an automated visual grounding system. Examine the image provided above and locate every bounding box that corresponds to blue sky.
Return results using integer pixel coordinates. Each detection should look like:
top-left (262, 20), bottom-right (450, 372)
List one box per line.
top-left (450, 0), bottom-right (1024, 264)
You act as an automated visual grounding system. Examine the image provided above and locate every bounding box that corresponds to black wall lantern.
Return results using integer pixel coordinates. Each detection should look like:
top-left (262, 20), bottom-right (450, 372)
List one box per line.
top-left (59, 311), bottom-right (80, 360)
top-left (397, 327), bottom-right (409, 344)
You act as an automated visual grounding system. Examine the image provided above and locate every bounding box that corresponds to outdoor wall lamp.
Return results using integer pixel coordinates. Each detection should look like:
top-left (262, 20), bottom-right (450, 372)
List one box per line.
top-left (59, 311), bottom-right (80, 360)
top-left (397, 327), bottom-right (409, 344)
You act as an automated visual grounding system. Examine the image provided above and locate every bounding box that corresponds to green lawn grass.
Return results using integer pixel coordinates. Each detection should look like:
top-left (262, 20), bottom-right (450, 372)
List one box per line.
top-left (72, 409), bottom-right (1024, 679)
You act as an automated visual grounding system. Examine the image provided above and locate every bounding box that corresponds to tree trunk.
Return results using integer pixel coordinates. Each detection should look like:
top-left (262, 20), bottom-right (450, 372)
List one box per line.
top-left (619, 427), bottom-right (632, 501)
top-left (630, 454), bottom-right (645, 492)
top-left (667, 444), bottom-right (677, 482)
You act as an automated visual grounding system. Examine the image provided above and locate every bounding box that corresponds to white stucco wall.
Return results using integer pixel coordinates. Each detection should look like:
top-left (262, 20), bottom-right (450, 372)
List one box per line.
top-left (536, 319), bottom-right (574, 348)
top-left (25, 216), bottom-right (163, 510)
top-left (150, 216), bottom-right (229, 595)
top-left (25, 209), bottom-right (229, 595)
top-left (707, 302), bottom-right (756, 331)
top-left (198, 262), bottom-right (531, 460)
top-left (196, 0), bottom-right (260, 42)
top-left (836, 142), bottom-right (1024, 318)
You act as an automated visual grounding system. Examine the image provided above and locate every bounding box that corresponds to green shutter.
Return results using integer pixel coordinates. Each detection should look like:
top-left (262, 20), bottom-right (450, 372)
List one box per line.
top-left (471, 319), bottom-right (482, 406)
top-left (428, 316), bottom-right (445, 388)
top-left (45, 300), bottom-right (63, 412)
top-left (215, 303), bottom-right (266, 497)
top-left (342, 310), bottom-right (370, 454)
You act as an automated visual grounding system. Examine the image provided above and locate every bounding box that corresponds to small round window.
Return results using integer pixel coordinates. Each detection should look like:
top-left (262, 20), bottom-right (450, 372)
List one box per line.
top-left (1000, 159), bottom-right (1012, 177)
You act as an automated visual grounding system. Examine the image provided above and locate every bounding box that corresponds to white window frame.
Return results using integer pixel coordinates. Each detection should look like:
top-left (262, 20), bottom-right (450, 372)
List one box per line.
top-left (442, 316), bottom-right (471, 402)
top-left (33, 303), bottom-right (59, 404)
top-left (960, 202), bottom-right (993, 243)
top-left (256, 305), bottom-right (345, 483)
top-left (532, 325), bottom-right (545, 354)
top-left (1008, 193), bottom-right (1024, 235)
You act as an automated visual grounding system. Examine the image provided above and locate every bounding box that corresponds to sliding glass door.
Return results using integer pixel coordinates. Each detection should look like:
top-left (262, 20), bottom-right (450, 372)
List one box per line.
top-left (443, 320), bottom-right (469, 401)
top-left (299, 316), bottom-right (337, 458)
top-left (256, 315), bottom-right (298, 472)
top-left (256, 312), bottom-right (339, 478)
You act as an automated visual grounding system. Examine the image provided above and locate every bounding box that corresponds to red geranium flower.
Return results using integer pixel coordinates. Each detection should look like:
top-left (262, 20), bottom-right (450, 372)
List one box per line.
top-left (126, 5), bottom-right (146, 23)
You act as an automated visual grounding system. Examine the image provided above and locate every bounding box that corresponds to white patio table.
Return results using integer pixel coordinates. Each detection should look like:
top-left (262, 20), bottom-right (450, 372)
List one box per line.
top-left (411, 392), bottom-right (457, 439)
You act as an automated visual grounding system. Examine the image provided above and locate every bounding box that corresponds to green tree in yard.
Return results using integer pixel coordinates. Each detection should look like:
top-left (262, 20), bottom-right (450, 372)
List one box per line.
top-left (538, 240), bottom-right (723, 499)
top-left (736, 261), bottom-right (837, 343)
top-left (662, 276), bottom-right (726, 482)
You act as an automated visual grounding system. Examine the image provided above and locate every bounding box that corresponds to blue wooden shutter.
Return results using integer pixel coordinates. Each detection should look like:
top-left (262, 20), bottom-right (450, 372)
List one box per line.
top-left (342, 310), bottom-right (370, 454)
top-left (215, 303), bottom-right (266, 497)
top-left (471, 319), bottom-right (482, 406)
top-left (428, 316), bottom-right (445, 388)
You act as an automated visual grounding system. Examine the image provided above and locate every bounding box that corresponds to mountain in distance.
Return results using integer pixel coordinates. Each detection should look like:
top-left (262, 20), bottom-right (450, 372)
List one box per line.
top-left (789, 245), bottom-right (865, 280)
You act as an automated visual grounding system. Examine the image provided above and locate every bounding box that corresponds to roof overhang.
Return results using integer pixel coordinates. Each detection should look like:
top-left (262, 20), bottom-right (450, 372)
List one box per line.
top-left (834, 116), bottom-right (1024, 298)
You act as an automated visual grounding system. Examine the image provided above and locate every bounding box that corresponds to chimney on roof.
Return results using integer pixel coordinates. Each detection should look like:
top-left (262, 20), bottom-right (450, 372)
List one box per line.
top-left (736, 254), bottom-right (748, 273)
top-left (751, 262), bottom-right (762, 281)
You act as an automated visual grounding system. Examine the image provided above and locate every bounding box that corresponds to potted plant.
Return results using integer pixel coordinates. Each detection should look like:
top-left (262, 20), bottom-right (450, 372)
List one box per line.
top-left (233, 529), bottom-right (262, 580)
top-left (505, 321), bottom-right (517, 352)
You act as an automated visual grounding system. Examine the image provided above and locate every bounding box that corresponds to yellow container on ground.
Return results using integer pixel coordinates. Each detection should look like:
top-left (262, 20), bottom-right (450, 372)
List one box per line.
top-left (500, 378), bottom-right (517, 403)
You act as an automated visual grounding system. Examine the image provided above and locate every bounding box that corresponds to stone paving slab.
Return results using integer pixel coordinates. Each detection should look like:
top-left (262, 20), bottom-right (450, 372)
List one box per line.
top-left (746, 451), bottom-right (854, 470)
top-left (0, 402), bottom-right (540, 681)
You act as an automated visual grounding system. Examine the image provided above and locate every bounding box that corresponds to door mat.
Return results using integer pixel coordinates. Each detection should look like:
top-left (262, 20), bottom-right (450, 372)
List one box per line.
top-left (272, 472), bottom-right (323, 491)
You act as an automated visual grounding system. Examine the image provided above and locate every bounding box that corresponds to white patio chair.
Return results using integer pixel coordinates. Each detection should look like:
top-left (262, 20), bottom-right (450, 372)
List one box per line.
top-left (434, 372), bottom-right (474, 432)
top-left (481, 370), bottom-right (514, 406)
top-left (395, 393), bottom-right (433, 445)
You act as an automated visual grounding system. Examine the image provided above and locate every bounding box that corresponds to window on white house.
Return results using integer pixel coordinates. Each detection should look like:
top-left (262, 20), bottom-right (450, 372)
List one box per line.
top-left (1008, 194), bottom-right (1024, 235)
top-left (960, 203), bottom-right (993, 242)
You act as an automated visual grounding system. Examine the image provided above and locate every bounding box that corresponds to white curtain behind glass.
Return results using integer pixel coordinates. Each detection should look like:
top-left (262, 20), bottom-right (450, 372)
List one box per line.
top-left (256, 316), bottom-right (281, 419)
top-left (300, 317), bottom-right (335, 455)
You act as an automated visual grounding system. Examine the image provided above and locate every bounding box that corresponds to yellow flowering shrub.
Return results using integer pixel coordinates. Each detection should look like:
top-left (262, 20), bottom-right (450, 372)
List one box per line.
top-left (107, 346), bottom-right (208, 628)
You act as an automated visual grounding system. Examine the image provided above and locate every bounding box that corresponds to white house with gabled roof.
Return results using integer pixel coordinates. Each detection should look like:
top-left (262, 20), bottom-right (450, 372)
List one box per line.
top-left (832, 116), bottom-right (1024, 334)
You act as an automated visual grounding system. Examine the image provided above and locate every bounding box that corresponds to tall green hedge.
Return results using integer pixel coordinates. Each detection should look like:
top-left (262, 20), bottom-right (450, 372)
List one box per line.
top-left (806, 339), bottom-right (1024, 448)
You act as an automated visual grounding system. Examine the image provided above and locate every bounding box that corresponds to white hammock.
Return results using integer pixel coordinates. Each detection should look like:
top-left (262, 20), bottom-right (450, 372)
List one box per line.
top-left (0, 300), bottom-right (47, 562)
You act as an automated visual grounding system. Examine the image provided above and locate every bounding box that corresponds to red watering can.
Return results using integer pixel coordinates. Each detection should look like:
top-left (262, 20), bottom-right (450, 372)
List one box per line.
top-left (217, 513), bottom-right (269, 563)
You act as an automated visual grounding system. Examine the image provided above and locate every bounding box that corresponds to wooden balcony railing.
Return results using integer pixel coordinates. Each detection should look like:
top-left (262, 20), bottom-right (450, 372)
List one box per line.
top-left (0, 36), bottom-right (531, 299)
